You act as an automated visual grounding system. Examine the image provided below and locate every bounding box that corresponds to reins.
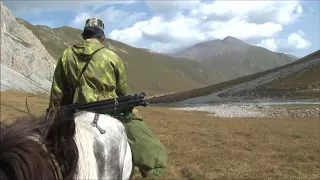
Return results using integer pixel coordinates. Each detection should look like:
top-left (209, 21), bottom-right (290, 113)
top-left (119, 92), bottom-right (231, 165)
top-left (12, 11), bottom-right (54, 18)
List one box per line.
top-left (24, 95), bottom-right (63, 180)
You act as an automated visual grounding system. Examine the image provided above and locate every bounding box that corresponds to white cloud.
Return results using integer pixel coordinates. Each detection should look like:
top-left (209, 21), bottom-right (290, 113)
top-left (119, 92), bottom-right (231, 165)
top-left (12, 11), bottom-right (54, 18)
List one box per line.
top-left (109, 14), bottom-right (283, 53)
top-left (3, 0), bottom-right (137, 16)
top-left (257, 31), bottom-right (312, 53)
top-left (71, 12), bottom-right (92, 27)
top-left (110, 1), bottom-right (304, 53)
top-left (257, 39), bottom-right (278, 52)
top-left (6, 0), bottom-right (310, 55)
top-left (245, 1), bottom-right (303, 25)
top-left (287, 32), bottom-right (312, 50)
top-left (298, 30), bottom-right (304, 36)
top-left (70, 6), bottom-right (146, 30)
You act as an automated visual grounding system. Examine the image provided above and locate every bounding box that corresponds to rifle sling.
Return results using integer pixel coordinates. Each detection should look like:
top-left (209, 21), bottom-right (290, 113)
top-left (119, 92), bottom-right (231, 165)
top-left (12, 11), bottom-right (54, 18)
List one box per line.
top-left (63, 47), bottom-right (104, 105)
top-left (75, 47), bottom-right (105, 88)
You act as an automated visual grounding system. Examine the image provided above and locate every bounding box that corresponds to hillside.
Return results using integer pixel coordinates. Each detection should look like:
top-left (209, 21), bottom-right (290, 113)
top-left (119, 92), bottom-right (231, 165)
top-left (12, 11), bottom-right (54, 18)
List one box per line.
top-left (172, 36), bottom-right (295, 79)
top-left (150, 50), bottom-right (320, 104)
top-left (15, 15), bottom-right (294, 95)
top-left (1, 2), bottom-right (302, 96)
top-left (16, 18), bottom-right (226, 95)
top-left (0, 2), bottom-right (55, 92)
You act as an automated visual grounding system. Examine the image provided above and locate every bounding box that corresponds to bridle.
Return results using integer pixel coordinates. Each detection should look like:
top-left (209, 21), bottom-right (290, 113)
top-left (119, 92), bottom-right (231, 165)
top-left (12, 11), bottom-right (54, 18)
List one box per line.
top-left (42, 144), bottom-right (63, 180)
top-left (38, 130), bottom-right (64, 180)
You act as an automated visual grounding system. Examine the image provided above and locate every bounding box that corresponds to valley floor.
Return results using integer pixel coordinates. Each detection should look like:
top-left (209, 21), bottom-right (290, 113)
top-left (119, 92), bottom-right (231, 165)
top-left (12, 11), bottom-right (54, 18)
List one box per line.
top-left (1, 91), bottom-right (319, 179)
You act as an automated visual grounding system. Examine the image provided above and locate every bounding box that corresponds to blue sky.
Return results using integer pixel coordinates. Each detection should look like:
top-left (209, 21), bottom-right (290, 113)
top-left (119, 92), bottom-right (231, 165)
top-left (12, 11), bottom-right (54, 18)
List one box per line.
top-left (3, 0), bottom-right (319, 57)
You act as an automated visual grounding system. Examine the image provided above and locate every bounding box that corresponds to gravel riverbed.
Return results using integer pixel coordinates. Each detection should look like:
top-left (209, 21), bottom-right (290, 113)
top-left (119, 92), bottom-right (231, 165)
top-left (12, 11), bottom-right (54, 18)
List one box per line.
top-left (173, 103), bottom-right (320, 118)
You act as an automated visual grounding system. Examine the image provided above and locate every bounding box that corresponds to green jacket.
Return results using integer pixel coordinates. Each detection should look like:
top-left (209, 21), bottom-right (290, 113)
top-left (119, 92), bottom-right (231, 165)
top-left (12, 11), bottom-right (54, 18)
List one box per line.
top-left (48, 39), bottom-right (127, 109)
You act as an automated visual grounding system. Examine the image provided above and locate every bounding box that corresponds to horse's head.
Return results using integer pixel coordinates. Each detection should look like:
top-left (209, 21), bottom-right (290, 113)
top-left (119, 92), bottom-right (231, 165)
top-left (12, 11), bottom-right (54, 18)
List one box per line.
top-left (0, 111), bottom-right (80, 180)
top-left (0, 116), bottom-right (58, 180)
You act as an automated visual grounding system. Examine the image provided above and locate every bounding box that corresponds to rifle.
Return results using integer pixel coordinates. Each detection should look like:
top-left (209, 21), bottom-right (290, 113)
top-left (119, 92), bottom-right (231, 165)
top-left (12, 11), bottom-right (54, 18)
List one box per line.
top-left (57, 92), bottom-right (149, 116)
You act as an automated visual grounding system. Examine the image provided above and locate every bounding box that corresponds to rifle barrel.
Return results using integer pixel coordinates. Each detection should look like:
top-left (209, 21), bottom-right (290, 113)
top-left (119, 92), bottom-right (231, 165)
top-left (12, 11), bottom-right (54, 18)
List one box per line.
top-left (58, 92), bottom-right (148, 114)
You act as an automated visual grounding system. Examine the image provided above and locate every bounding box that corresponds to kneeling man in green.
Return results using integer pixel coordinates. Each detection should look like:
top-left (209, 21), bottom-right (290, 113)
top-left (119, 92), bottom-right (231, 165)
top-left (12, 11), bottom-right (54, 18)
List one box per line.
top-left (47, 17), bottom-right (167, 178)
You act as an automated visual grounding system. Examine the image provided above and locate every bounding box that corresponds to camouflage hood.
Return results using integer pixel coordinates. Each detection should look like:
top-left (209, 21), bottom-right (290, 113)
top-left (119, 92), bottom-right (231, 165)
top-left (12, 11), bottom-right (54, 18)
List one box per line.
top-left (71, 39), bottom-right (104, 60)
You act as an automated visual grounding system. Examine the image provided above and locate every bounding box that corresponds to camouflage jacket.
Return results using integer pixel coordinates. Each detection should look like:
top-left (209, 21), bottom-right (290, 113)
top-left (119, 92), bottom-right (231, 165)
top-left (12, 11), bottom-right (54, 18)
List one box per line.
top-left (48, 39), bottom-right (127, 109)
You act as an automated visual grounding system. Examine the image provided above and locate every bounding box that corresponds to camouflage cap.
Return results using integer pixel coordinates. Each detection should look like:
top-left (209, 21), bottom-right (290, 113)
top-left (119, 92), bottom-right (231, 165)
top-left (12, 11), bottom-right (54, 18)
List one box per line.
top-left (84, 18), bottom-right (104, 31)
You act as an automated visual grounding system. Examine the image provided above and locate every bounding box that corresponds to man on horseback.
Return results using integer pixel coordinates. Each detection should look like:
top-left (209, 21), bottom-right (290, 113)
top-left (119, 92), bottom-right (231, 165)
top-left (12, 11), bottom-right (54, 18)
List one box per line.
top-left (48, 17), bottom-right (167, 178)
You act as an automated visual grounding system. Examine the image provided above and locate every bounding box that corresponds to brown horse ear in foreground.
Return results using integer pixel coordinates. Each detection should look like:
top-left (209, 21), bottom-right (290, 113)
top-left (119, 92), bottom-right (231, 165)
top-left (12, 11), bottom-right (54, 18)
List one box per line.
top-left (0, 110), bottom-right (133, 180)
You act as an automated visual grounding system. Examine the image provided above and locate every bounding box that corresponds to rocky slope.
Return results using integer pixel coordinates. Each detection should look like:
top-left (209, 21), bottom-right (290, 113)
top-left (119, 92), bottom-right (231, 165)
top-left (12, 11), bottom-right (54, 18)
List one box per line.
top-left (0, 2), bottom-right (56, 92)
top-left (150, 50), bottom-right (320, 104)
top-left (216, 51), bottom-right (320, 101)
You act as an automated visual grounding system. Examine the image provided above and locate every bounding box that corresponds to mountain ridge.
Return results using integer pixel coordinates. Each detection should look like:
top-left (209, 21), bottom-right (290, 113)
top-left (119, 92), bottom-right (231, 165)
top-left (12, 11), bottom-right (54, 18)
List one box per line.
top-left (150, 49), bottom-right (320, 104)
top-left (171, 36), bottom-right (295, 80)
top-left (1, 3), bottom-right (299, 96)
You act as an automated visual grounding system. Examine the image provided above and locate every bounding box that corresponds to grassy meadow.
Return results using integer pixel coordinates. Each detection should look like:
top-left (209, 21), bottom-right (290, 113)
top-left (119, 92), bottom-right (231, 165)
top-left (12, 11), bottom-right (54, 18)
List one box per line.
top-left (1, 91), bottom-right (319, 179)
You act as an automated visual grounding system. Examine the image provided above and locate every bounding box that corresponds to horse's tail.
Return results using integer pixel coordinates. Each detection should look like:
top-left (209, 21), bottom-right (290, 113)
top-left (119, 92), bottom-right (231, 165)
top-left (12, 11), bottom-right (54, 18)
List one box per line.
top-left (0, 117), bottom-right (56, 180)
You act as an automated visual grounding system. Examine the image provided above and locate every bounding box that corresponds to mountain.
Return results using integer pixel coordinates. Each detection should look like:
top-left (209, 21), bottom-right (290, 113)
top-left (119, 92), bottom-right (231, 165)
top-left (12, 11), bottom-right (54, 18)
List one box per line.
top-left (2, 3), bottom-right (222, 95)
top-left (1, 3), bottom-right (297, 96)
top-left (285, 54), bottom-right (299, 60)
top-left (0, 2), bottom-right (55, 92)
top-left (173, 36), bottom-right (251, 61)
top-left (17, 19), bottom-right (224, 95)
top-left (14, 18), bottom-right (267, 95)
top-left (16, 18), bottom-right (295, 94)
top-left (150, 50), bottom-right (320, 104)
top-left (172, 36), bottom-right (295, 80)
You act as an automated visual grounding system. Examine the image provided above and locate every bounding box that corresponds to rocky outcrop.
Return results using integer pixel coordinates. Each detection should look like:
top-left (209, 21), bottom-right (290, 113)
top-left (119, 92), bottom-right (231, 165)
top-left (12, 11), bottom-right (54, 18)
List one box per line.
top-left (0, 2), bottom-right (56, 92)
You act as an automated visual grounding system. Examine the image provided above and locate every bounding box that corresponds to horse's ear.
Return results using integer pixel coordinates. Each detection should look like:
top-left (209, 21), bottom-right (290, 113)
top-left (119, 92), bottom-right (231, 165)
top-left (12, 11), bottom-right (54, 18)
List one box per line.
top-left (42, 115), bottom-right (56, 138)
top-left (38, 108), bottom-right (58, 138)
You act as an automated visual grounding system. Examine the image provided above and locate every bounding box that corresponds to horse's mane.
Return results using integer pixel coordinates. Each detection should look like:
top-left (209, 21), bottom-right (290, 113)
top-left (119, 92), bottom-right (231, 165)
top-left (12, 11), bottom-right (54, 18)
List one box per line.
top-left (0, 115), bottom-right (56, 180)
top-left (46, 110), bottom-right (79, 179)
top-left (0, 109), bottom-right (79, 180)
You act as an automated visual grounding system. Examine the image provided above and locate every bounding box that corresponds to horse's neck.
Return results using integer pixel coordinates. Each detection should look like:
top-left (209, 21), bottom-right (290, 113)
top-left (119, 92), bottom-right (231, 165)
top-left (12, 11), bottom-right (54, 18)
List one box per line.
top-left (73, 112), bottom-right (100, 179)
top-left (73, 111), bottom-right (132, 180)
